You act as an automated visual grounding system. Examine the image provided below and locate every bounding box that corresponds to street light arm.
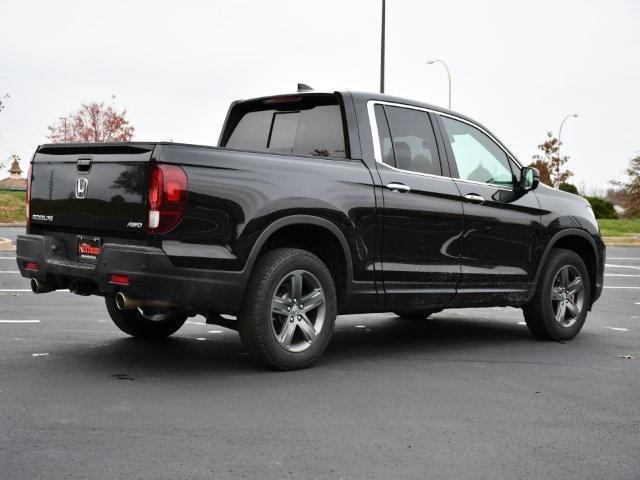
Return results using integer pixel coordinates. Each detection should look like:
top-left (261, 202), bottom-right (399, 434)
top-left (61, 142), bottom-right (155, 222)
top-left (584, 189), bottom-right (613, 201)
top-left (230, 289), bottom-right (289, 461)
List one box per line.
top-left (426, 59), bottom-right (452, 109)
top-left (558, 113), bottom-right (578, 157)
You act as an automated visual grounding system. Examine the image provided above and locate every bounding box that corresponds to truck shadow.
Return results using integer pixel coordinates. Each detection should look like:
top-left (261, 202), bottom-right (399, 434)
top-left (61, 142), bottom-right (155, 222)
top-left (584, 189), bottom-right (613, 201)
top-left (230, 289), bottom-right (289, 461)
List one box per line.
top-left (49, 312), bottom-right (540, 378)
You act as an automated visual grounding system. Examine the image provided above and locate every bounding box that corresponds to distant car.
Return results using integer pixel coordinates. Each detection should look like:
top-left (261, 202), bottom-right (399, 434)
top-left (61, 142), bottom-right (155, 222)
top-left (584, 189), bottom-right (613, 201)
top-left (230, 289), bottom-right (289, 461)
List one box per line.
top-left (17, 90), bottom-right (605, 369)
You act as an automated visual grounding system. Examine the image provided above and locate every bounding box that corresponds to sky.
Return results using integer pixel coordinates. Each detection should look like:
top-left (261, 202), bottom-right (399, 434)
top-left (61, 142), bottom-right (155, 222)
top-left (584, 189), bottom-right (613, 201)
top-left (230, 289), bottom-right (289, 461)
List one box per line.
top-left (1, 0), bottom-right (638, 192)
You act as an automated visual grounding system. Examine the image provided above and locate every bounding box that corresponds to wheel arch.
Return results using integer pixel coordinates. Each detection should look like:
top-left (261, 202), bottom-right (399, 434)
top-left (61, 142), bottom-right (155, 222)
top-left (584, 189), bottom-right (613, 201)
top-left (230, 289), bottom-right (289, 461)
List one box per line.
top-left (533, 229), bottom-right (600, 307)
top-left (243, 215), bottom-right (354, 309)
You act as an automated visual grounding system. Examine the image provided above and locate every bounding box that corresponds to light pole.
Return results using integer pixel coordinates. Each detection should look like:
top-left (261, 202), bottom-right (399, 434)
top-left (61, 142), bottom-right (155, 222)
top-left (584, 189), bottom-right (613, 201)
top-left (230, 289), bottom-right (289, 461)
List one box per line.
top-left (380, 0), bottom-right (386, 93)
top-left (558, 113), bottom-right (578, 158)
top-left (426, 59), bottom-right (451, 109)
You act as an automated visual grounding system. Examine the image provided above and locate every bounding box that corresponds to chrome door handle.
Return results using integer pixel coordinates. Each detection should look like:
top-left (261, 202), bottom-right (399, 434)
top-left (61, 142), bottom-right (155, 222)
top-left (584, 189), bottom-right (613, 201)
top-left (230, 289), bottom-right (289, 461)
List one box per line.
top-left (386, 182), bottom-right (411, 193)
top-left (464, 193), bottom-right (485, 203)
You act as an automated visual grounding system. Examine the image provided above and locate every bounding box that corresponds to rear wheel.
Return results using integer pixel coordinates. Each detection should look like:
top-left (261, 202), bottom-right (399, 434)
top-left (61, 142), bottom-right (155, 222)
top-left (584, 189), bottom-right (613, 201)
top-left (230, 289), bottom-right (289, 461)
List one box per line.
top-left (523, 249), bottom-right (590, 341)
top-left (105, 296), bottom-right (188, 339)
top-left (238, 248), bottom-right (337, 370)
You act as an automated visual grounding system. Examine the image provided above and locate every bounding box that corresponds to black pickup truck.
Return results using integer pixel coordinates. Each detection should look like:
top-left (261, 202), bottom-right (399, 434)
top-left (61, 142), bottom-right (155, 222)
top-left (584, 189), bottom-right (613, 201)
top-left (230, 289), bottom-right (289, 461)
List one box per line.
top-left (17, 90), bottom-right (605, 369)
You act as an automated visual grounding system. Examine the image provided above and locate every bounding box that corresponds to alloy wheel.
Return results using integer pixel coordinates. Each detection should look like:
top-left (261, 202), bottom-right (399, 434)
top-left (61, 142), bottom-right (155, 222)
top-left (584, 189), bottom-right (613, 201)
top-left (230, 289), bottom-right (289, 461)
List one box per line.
top-left (270, 269), bottom-right (326, 353)
top-left (551, 265), bottom-right (585, 328)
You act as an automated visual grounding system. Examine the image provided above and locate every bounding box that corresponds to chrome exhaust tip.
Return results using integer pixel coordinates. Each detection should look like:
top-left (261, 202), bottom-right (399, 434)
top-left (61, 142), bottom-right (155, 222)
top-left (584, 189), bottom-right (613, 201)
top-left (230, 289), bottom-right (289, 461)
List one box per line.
top-left (31, 278), bottom-right (55, 294)
top-left (115, 292), bottom-right (137, 310)
top-left (115, 292), bottom-right (176, 311)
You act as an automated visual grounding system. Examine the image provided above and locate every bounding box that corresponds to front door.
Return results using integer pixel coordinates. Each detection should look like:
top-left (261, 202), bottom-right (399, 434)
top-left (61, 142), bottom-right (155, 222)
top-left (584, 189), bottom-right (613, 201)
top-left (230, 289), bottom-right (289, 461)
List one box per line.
top-left (435, 114), bottom-right (542, 306)
top-left (370, 103), bottom-right (464, 311)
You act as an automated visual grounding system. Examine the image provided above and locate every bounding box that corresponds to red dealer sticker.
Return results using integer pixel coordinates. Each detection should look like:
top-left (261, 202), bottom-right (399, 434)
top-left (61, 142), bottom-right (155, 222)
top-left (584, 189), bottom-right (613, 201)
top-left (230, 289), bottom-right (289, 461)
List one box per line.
top-left (77, 236), bottom-right (101, 263)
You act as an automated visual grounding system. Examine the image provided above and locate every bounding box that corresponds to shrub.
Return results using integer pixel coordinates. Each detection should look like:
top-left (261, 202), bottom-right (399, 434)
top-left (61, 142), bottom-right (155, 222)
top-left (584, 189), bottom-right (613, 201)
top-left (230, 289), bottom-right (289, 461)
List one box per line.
top-left (584, 196), bottom-right (617, 219)
top-left (559, 182), bottom-right (579, 194)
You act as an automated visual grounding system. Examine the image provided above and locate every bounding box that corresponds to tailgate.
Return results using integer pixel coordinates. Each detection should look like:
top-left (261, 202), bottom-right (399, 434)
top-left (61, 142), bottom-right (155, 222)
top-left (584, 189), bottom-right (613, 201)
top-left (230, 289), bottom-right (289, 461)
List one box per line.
top-left (29, 143), bottom-right (156, 235)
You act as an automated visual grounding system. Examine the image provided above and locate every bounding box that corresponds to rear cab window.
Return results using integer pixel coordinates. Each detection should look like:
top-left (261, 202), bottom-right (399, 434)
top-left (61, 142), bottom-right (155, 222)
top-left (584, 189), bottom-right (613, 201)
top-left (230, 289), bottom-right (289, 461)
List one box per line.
top-left (221, 94), bottom-right (348, 159)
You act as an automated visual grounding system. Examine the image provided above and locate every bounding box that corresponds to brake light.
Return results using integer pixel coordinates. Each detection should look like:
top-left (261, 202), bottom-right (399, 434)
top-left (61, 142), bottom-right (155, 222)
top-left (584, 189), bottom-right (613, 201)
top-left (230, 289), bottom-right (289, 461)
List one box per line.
top-left (148, 164), bottom-right (188, 234)
top-left (25, 262), bottom-right (38, 272)
top-left (26, 164), bottom-right (32, 224)
top-left (263, 96), bottom-right (302, 104)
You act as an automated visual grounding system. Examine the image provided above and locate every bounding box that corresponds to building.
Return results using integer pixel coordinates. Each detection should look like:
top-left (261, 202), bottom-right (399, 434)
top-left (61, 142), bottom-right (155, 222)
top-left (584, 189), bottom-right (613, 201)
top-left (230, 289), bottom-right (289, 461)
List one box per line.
top-left (0, 157), bottom-right (27, 191)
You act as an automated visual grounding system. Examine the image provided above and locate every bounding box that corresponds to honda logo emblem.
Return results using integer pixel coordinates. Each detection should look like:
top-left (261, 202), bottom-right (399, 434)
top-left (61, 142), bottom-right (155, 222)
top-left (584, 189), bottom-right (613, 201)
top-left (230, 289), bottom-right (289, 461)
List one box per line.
top-left (75, 178), bottom-right (88, 199)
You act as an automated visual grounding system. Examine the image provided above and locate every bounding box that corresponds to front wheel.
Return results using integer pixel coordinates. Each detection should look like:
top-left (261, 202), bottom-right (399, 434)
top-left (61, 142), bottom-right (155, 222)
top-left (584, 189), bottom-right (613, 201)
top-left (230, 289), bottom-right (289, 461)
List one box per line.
top-left (523, 249), bottom-right (591, 341)
top-left (238, 248), bottom-right (337, 370)
top-left (105, 296), bottom-right (188, 339)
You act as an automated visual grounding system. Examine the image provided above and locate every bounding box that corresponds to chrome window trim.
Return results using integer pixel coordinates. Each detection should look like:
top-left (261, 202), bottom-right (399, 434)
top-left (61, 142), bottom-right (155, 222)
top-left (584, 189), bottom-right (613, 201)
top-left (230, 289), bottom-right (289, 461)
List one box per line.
top-left (367, 100), bottom-right (452, 182)
top-left (366, 100), bottom-right (522, 190)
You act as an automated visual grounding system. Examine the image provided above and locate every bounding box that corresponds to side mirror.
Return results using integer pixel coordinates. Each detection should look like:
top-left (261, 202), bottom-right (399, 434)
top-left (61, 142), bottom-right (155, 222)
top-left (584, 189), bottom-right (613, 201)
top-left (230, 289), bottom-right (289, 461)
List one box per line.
top-left (520, 167), bottom-right (540, 191)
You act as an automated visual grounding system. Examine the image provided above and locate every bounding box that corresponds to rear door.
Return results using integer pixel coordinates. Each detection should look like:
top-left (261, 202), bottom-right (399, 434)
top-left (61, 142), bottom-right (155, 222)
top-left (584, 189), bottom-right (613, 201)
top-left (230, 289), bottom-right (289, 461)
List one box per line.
top-left (369, 102), bottom-right (464, 311)
top-left (29, 143), bottom-right (154, 237)
top-left (434, 114), bottom-right (542, 304)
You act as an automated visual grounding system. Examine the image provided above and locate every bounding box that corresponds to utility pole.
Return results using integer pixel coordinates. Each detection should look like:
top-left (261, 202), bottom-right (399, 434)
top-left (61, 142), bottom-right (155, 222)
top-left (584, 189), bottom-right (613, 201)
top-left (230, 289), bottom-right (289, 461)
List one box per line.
top-left (380, 0), bottom-right (385, 94)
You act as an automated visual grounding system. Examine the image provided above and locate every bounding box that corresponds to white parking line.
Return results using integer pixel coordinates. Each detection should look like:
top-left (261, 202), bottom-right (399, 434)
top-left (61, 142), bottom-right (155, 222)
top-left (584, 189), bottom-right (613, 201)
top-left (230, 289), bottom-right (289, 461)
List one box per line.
top-left (0, 320), bottom-right (40, 323)
top-left (0, 270), bottom-right (19, 273)
top-left (32, 353), bottom-right (49, 357)
top-left (0, 289), bottom-right (69, 292)
top-left (605, 327), bottom-right (629, 332)
top-left (608, 258), bottom-right (640, 260)
top-left (604, 286), bottom-right (640, 289)
top-left (605, 273), bottom-right (640, 277)
top-left (0, 257), bottom-right (16, 260)
top-left (606, 264), bottom-right (640, 270)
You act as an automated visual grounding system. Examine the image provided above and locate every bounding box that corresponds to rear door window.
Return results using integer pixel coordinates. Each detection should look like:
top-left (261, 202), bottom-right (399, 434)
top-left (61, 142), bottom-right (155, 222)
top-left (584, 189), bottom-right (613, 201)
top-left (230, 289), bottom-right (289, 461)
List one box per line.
top-left (223, 96), bottom-right (347, 158)
top-left (376, 105), bottom-right (442, 176)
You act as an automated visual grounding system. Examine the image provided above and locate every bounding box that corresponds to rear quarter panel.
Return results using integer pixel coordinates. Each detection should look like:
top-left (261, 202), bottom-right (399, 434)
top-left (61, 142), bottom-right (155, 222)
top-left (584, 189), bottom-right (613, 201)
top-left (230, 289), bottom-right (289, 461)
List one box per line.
top-left (153, 144), bottom-right (377, 283)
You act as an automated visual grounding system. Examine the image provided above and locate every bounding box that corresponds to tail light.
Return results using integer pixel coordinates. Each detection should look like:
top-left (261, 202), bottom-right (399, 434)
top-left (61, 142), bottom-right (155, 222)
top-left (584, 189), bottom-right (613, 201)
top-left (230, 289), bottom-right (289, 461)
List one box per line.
top-left (26, 164), bottom-right (32, 224)
top-left (148, 164), bottom-right (188, 234)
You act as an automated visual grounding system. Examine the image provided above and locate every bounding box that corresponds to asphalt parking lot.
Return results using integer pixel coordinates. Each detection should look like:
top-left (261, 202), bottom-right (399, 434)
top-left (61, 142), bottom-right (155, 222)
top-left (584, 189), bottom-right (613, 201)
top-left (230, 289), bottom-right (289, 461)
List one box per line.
top-left (1, 226), bottom-right (638, 479)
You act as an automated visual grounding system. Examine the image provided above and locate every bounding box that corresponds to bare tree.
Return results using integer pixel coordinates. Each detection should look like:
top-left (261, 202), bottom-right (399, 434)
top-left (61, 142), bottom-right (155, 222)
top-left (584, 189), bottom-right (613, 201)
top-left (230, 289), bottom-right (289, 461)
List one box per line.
top-left (611, 155), bottom-right (640, 217)
top-left (47, 96), bottom-right (135, 143)
top-left (531, 132), bottom-right (573, 188)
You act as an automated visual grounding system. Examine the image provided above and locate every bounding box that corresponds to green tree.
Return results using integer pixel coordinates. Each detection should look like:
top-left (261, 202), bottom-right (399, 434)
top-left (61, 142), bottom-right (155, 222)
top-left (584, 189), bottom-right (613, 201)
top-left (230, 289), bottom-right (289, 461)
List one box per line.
top-left (531, 132), bottom-right (573, 188)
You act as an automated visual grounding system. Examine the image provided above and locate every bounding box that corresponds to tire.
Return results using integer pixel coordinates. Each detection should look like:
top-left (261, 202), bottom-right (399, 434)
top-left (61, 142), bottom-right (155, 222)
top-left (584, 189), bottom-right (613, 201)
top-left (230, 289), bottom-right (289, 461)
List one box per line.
top-left (238, 248), bottom-right (337, 370)
top-left (105, 296), bottom-right (188, 340)
top-left (393, 311), bottom-right (437, 320)
top-left (523, 248), bottom-right (591, 341)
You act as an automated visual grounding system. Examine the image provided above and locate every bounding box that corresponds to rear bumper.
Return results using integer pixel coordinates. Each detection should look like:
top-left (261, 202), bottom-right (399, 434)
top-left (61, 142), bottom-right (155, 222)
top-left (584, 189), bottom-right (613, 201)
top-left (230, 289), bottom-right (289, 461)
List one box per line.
top-left (16, 234), bottom-right (247, 313)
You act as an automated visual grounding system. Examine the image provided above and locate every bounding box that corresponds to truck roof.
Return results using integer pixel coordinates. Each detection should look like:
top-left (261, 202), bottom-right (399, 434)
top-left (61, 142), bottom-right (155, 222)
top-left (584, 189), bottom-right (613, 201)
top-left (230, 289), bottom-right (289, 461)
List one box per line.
top-left (235, 90), bottom-right (480, 127)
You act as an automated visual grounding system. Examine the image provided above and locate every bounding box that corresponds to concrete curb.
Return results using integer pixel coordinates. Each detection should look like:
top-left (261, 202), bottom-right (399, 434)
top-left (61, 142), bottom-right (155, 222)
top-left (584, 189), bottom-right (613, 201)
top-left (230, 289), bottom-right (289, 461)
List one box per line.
top-left (603, 236), bottom-right (640, 248)
top-left (0, 223), bottom-right (26, 227)
top-left (0, 237), bottom-right (15, 252)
